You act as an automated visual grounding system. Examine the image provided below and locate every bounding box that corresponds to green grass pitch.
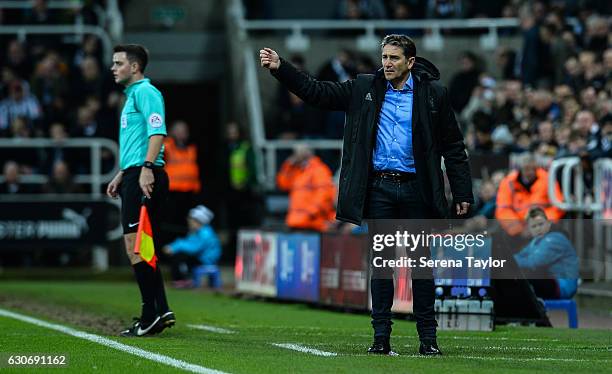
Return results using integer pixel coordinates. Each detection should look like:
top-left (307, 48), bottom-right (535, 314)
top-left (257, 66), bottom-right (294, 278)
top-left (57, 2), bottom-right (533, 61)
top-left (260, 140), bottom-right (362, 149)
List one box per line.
top-left (0, 281), bottom-right (610, 373)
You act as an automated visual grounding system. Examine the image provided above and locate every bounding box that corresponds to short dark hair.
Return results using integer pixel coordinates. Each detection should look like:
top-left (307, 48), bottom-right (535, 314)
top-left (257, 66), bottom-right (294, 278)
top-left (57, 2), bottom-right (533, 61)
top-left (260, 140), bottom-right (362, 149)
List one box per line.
top-left (380, 34), bottom-right (416, 59)
top-left (113, 44), bottom-right (149, 73)
top-left (526, 207), bottom-right (547, 221)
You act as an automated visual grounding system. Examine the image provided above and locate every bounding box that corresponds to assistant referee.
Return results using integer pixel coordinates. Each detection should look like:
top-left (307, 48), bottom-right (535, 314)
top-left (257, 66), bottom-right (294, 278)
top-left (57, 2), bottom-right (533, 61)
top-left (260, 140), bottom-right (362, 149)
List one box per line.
top-left (106, 44), bottom-right (175, 337)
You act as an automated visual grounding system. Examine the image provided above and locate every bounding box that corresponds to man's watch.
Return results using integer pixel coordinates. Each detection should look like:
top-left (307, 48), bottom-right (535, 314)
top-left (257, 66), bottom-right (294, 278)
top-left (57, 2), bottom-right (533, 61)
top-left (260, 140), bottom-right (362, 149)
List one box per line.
top-left (143, 161), bottom-right (155, 169)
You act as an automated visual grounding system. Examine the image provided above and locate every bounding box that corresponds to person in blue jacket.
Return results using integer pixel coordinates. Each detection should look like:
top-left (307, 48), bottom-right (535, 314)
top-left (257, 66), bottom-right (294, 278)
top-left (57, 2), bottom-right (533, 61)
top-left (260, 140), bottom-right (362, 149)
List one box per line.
top-left (514, 207), bottom-right (579, 299)
top-left (163, 205), bottom-right (221, 286)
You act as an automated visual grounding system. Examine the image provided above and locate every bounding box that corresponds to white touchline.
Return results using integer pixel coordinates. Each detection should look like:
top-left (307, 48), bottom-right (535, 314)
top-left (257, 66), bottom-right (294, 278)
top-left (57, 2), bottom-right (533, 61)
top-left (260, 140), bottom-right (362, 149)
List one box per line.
top-left (272, 343), bottom-right (337, 357)
top-left (404, 345), bottom-right (610, 352)
top-left (187, 324), bottom-right (236, 334)
top-left (351, 334), bottom-right (561, 342)
top-left (399, 354), bottom-right (610, 363)
top-left (0, 308), bottom-right (228, 374)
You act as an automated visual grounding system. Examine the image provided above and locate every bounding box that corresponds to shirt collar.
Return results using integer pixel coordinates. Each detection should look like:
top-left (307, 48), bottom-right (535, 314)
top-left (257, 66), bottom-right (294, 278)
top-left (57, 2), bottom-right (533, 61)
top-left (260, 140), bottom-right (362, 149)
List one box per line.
top-left (123, 77), bottom-right (149, 94)
top-left (386, 72), bottom-right (413, 92)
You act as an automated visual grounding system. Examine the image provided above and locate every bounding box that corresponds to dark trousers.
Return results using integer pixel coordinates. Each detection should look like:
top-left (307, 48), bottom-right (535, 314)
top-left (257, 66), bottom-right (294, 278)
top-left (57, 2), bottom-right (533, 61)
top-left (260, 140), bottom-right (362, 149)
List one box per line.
top-left (170, 252), bottom-right (202, 281)
top-left (364, 175), bottom-right (437, 341)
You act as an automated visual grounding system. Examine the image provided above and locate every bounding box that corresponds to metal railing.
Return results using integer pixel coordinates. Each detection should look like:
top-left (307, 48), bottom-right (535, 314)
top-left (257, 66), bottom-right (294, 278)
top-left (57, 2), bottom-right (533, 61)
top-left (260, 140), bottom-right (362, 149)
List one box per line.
top-left (0, 138), bottom-right (119, 197)
top-left (239, 17), bottom-right (524, 52)
top-left (228, 0), bottom-right (522, 191)
top-left (0, 1), bottom-right (106, 28)
top-left (0, 25), bottom-right (112, 63)
top-left (0, 138), bottom-right (122, 241)
top-left (549, 157), bottom-right (612, 280)
top-left (261, 139), bottom-right (343, 189)
top-left (0, 24), bottom-right (113, 63)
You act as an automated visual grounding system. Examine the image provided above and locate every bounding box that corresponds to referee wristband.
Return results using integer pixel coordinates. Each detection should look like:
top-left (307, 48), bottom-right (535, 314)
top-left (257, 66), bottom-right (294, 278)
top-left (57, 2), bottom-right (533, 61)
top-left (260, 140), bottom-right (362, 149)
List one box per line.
top-left (143, 161), bottom-right (155, 169)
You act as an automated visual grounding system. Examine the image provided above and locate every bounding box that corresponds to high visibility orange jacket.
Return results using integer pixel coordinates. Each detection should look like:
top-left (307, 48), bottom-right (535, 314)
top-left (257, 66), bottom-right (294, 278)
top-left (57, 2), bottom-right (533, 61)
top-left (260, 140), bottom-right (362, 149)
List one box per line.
top-left (277, 156), bottom-right (336, 232)
top-left (164, 137), bottom-right (201, 193)
top-left (495, 168), bottom-right (564, 236)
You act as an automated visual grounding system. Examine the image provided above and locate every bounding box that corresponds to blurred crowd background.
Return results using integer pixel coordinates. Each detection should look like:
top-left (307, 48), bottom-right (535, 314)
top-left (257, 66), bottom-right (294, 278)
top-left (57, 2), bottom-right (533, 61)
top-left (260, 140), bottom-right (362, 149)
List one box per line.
top-left (0, 0), bottom-right (610, 268)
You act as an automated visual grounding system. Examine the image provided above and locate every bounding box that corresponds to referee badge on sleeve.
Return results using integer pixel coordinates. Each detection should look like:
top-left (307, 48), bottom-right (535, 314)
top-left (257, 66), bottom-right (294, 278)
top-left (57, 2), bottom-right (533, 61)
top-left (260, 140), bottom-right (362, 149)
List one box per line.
top-left (148, 113), bottom-right (163, 128)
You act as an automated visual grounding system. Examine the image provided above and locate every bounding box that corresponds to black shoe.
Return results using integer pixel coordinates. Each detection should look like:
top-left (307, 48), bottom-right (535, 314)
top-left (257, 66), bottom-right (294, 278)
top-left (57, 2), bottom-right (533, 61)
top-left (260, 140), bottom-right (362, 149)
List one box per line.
top-left (120, 316), bottom-right (161, 337)
top-left (367, 338), bottom-right (398, 356)
top-left (153, 311), bottom-right (176, 334)
top-left (419, 340), bottom-right (442, 356)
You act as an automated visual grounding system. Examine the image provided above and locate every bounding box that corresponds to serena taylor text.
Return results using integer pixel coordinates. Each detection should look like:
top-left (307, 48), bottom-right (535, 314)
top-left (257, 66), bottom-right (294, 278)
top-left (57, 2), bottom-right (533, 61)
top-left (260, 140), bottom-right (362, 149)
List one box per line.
top-left (372, 257), bottom-right (507, 269)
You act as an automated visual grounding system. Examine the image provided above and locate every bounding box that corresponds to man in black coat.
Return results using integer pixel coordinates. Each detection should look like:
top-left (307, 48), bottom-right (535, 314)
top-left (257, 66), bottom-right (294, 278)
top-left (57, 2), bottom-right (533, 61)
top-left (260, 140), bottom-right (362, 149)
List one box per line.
top-left (260, 34), bottom-right (473, 356)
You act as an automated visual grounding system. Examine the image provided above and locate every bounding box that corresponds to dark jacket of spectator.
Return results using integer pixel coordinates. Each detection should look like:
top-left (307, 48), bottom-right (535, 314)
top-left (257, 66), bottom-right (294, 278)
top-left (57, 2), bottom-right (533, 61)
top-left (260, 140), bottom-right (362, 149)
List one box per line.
top-left (514, 230), bottom-right (579, 298)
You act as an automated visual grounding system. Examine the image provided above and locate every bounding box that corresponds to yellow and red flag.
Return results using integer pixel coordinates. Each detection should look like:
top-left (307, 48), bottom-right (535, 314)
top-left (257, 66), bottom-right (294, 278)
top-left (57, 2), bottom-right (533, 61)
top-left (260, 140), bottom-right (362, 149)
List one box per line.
top-left (133, 204), bottom-right (157, 269)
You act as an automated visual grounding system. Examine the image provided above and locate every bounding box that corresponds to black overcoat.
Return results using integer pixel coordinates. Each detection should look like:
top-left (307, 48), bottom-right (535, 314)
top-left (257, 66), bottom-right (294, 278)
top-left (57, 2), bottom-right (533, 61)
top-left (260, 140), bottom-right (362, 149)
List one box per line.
top-left (271, 56), bottom-right (474, 224)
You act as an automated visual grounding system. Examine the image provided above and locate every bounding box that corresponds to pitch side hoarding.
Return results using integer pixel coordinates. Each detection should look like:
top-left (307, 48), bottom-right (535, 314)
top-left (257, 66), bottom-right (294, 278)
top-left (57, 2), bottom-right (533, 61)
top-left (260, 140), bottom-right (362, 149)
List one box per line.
top-left (320, 234), bottom-right (369, 309)
top-left (235, 230), bottom-right (278, 297)
top-left (276, 233), bottom-right (320, 302)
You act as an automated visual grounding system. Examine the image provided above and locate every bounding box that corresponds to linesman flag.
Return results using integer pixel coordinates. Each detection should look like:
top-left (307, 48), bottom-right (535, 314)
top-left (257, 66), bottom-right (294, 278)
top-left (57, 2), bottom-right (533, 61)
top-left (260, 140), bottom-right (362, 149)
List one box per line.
top-left (133, 203), bottom-right (157, 269)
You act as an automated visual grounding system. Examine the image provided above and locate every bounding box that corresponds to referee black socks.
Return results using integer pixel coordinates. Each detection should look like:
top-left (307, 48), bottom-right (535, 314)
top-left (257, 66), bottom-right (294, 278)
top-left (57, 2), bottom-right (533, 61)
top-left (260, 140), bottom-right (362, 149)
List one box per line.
top-left (153, 267), bottom-right (170, 314)
top-left (133, 262), bottom-right (157, 323)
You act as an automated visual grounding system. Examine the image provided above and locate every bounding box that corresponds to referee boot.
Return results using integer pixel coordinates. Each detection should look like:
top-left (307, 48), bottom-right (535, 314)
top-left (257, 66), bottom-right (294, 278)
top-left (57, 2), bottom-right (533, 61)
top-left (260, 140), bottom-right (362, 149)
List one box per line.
top-left (419, 339), bottom-right (442, 356)
top-left (367, 337), bottom-right (398, 356)
top-left (120, 315), bottom-right (161, 337)
top-left (153, 311), bottom-right (176, 334)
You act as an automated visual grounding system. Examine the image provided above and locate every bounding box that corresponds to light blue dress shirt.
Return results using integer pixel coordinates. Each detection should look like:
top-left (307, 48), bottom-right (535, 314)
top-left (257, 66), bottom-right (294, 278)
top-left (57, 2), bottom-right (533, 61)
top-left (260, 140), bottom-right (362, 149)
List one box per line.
top-left (372, 73), bottom-right (415, 173)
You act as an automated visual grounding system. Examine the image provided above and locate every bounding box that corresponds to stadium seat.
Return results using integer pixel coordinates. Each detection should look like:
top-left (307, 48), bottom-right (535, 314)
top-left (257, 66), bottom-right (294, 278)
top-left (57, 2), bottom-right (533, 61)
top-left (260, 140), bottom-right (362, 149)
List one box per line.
top-left (192, 265), bottom-right (222, 289)
top-left (543, 299), bottom-right (578, 328)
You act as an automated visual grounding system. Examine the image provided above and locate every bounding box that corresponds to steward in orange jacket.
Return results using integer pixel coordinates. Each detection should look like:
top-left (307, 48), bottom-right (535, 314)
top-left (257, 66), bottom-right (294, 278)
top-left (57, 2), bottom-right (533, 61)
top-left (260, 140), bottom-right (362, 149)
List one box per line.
top-left (495, 157), bottom-right (564, 236)
top-left (277, 146), bottom-right (336, 232)
top-left (164, 127), bottom-right (201, 193)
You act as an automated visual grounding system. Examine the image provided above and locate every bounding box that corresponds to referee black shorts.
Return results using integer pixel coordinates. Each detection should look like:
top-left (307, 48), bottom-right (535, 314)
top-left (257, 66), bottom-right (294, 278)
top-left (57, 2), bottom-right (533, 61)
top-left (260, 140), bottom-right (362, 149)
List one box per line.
top-left (119, 166), bottom-right (169, 235)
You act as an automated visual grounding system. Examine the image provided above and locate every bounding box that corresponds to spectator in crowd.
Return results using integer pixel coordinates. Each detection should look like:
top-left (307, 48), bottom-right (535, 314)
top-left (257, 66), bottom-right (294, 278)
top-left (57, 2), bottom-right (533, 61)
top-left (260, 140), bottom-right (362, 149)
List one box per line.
top-left (514, 207), bottom-right (579, 299)
top-left (271, 55), bottom-right (323, 139)
top-left (42, 160), bottom-right (82, 193)
top-left (426, 0), bottom-right (463, 19)
top-left (225, 121), bottom-right (260, 226)
top-left (584, 14), bottom-right (609, 55)
top-left (337, 0), bottom-right (387, 20)
top-left (25, 0), bottom-right (57, 25)
top-left (0, 116), bottom-right (43, 171)
top-left (0, 160), bottom-right (36, 194)
top-left (572, 110), bottom-right (600, 150)
top-left (41, 122), bottom-right (78, 174)
top-left (532, 120), bottom-right (559, 158)
top-left (591, 115), bottom-right (612, 159)
top-left (317, 49), bottom-right (356, 83)
top-left (529, 90), bottom-right (559, 123)
top-left (73, 34), bottom-right (103, 69)
top-left (495, 153), bottom-right (565, 237)
top-left (519, 6), bottom-right (549, 88)
top-left (222, 122), bottom-right (261, 261)
top-left (474, 179), bottom-right (497, 219)
top-left (5, 40), bottom-right (32, 80)
top-left (449, 51), bottom-right (482, 113)
top-left (25, 0), bottom-right (61, 57)
top-left (556, 129), bottom-right (587, 159)
top-left (495, 47), bottom-right (518, 81)
top-left (277, 144), bottom-right (336, 232)
top-left (71, 56), bottom-right (109, 107)
top-left (70, 105), bottom-right (101, 138)
top-left (163, 120), bottom-right (202, 241)
top-left (490, 124), bottom-right (516, 154)
top-left (30, 51), bottom-right (69, 126)
top-left (162, 205), bottom-right (221, 286)
top-left (544, 21), bottom-right (574, 87)
top-left (317, 50), bottom-right (356, 139)
top-left (277, 91), bottom-right (324, 139)
top-left (0, 80), bottom-right (41, 134)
